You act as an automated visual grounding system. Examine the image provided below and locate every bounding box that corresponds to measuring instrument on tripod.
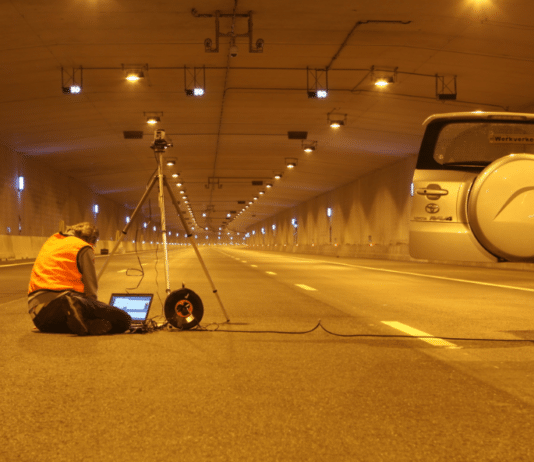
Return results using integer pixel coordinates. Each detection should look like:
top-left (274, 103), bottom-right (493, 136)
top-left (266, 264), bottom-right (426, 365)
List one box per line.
top-left (97, 129), bottom-right (230, 329)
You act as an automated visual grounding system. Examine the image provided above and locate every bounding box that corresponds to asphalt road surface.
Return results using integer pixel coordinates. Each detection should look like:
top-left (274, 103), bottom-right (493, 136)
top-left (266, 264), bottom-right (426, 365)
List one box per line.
top-left (1, 247), bottom-right (533, 461)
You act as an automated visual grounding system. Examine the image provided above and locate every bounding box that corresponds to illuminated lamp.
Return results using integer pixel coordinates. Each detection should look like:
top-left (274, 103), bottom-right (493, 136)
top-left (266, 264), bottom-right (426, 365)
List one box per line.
top-left (302, 141), bottom-right (317, 153)
top-left (308, 90), bottom-right (328, 98)
top-left (126, 70), bottom-right (144, 82)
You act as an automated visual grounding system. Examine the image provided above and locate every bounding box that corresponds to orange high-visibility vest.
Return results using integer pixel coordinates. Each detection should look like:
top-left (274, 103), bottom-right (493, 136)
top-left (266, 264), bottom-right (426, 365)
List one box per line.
top-left (28, 233), bottom-right (92, 295)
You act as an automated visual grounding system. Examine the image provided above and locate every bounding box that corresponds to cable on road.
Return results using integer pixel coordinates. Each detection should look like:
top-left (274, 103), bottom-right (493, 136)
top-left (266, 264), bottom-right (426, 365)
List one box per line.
top-left (188, 320), bottom-right (534, 344)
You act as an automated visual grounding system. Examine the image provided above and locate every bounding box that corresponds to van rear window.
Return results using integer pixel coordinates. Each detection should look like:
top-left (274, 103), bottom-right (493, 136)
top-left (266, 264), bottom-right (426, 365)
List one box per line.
top-left (433, 122), bottom-right (534, 167)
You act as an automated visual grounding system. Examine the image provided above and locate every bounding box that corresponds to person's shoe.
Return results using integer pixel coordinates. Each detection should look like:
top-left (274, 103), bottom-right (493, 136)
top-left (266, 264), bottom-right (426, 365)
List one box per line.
top-left (65, 303), bottom-right (89, 336)
top-left (86, 318), bottom-right (112, 335)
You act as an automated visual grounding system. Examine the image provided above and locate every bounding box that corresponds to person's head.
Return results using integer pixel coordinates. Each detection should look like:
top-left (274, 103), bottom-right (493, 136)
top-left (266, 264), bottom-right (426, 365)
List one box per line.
top-left (65, 222), bottom-right (99, 245)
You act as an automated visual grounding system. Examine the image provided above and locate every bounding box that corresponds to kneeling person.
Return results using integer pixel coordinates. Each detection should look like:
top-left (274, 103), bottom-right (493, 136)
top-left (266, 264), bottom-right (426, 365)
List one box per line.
top-left (28, 222), bottom-right (131, 335)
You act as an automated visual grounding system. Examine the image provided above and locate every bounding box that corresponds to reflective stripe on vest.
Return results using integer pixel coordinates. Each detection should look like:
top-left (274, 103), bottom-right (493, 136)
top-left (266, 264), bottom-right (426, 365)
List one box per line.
top-left (28, 233), bottom-right (92, 295)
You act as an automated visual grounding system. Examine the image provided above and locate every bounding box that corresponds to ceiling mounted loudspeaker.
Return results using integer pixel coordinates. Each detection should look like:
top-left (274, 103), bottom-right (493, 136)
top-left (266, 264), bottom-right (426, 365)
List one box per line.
top-left (164, 288), bottom-right (204, 330)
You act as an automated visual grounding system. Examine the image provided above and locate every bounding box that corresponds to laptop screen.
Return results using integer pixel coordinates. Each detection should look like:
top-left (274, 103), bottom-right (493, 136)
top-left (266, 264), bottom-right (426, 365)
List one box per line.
top-left (109, 293), bottom-right (153, 322)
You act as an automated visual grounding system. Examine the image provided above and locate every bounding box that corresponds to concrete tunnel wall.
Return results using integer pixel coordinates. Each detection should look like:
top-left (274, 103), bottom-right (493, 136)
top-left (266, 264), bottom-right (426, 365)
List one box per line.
top-left (0, 143), bottom-right (161, 261)
top-left (1, 140), bottom-right (419, 262)
top-left (245, 155), bottom-right (418, 260)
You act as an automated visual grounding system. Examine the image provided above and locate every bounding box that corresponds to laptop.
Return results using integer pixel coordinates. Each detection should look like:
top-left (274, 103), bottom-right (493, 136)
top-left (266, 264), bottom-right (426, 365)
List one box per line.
top-left (109, 293), bottom-right (153, 326)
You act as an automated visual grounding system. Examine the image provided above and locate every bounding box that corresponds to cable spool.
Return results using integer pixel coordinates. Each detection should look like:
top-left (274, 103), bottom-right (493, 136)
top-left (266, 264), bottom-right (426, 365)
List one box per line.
top-left (164, 288), bottom-right (204, 330)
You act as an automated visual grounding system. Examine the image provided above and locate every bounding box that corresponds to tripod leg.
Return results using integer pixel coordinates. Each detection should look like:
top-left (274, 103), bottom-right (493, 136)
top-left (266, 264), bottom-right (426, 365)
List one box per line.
top-left (97, 174), bottom-right (159, 281)
top-left (156, 151), bottom-right (171, 295)
top-left (163, 176), bottom-right (230, 322)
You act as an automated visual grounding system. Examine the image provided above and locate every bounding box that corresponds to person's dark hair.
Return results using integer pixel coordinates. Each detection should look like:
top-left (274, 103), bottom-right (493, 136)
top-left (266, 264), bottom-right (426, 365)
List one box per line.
top-left (65, 222), bottom-right (99, 245)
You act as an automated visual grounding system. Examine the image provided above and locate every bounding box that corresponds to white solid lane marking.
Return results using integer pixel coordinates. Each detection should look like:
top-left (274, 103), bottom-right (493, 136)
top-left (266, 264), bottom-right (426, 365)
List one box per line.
top-left (382, 321), bottom-right (460, 349)
top-left (221, 249), bottom-right (534, 293)
top-left (295, 284), bottom-right (317, 291)
top-left (303, 258), bottom-right (534, 294)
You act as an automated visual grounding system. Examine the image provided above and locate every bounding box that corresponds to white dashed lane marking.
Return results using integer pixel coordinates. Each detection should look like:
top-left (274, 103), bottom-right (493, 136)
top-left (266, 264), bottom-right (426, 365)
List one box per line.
top-left (295, 284), bottom-right (318, 291)
top-left (382, 321), bottom-right (460, 349)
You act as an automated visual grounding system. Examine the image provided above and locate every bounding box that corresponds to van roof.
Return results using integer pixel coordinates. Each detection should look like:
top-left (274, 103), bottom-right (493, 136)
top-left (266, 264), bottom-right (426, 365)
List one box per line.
top-left (423, 112), bottom-right (534, 125)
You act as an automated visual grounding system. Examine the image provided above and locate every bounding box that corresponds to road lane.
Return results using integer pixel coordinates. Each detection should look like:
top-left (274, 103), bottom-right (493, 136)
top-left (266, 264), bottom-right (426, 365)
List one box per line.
top-left (2, 246), bottom-right (534, 459)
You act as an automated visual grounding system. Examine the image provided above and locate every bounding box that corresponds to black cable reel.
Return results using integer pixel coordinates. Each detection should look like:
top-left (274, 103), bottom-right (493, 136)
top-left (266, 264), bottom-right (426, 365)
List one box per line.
top-left (164, 287), bottom-right (204, 330)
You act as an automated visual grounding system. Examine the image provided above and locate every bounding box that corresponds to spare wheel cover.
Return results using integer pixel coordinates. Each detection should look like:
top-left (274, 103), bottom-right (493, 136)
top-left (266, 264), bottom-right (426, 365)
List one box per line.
top-left (468, 153), bottom-right (534, 261)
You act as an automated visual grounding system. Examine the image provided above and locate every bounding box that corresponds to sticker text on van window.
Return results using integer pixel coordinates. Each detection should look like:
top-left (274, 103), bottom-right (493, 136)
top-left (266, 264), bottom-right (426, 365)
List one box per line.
top-left (489, 134), bottom-right (534, 144)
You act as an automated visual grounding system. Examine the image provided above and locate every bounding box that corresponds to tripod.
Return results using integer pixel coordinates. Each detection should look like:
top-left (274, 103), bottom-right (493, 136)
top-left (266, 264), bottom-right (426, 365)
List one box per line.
top-left (96, 131), bottom-right (230, 323)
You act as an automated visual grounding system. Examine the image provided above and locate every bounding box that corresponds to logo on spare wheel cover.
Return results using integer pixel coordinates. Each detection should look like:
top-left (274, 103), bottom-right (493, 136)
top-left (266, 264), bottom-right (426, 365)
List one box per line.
top-left (425, 203), bottom-right (440, 214)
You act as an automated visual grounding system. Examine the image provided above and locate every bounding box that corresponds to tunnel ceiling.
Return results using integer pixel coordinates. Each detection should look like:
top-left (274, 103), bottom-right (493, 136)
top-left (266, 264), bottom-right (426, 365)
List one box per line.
top-left (2, 0), bottom-right (533, 235)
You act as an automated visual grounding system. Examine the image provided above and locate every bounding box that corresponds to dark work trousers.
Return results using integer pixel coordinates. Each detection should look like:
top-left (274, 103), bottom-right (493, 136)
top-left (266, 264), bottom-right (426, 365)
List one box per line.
top-left (32, 293), bottom-right (131, 334)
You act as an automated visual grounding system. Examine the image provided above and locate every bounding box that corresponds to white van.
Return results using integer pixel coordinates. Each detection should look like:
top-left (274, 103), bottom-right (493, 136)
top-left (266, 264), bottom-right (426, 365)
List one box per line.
top-left (409, 112), bottom-right (534, 263)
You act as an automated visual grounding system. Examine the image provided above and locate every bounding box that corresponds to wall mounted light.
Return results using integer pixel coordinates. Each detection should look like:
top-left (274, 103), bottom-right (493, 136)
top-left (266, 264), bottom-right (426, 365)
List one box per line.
top-left (17, 176), bottom-right (24, 191)
top-left (93, 204), bottom-right (99, 214)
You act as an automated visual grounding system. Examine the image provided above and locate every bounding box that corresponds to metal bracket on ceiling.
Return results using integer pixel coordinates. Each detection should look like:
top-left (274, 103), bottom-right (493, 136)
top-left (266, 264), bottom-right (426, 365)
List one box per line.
top-left (191, 8), bottom-right (264, 54)
top-left (436, 74), bottom-right (457, 100)
top-left (206, 177), bottom-right (223, 189)
top-left (307, 67), bottom-right (329, 98)
top-left (61, 66), bottom-right (83, 94)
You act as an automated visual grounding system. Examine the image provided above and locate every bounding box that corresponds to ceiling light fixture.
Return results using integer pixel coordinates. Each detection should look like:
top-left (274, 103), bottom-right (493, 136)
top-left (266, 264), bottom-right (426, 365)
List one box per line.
top-left (145, 112), bottom-right (163, 125)
top-left (302, 140), bottom-right (317, 153)
top-left (126, 71), bottom-right (144, 82)
top-left (123, 64), bottom-right (148, 82)
top-left (327, 110), bottom-right (347, 128)
top-left (286, 158), bottom-right (298, 169)
top-left (370, 65), bottom-right (398, 87)
top-left (166, 159), bottom-right (176, 166)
